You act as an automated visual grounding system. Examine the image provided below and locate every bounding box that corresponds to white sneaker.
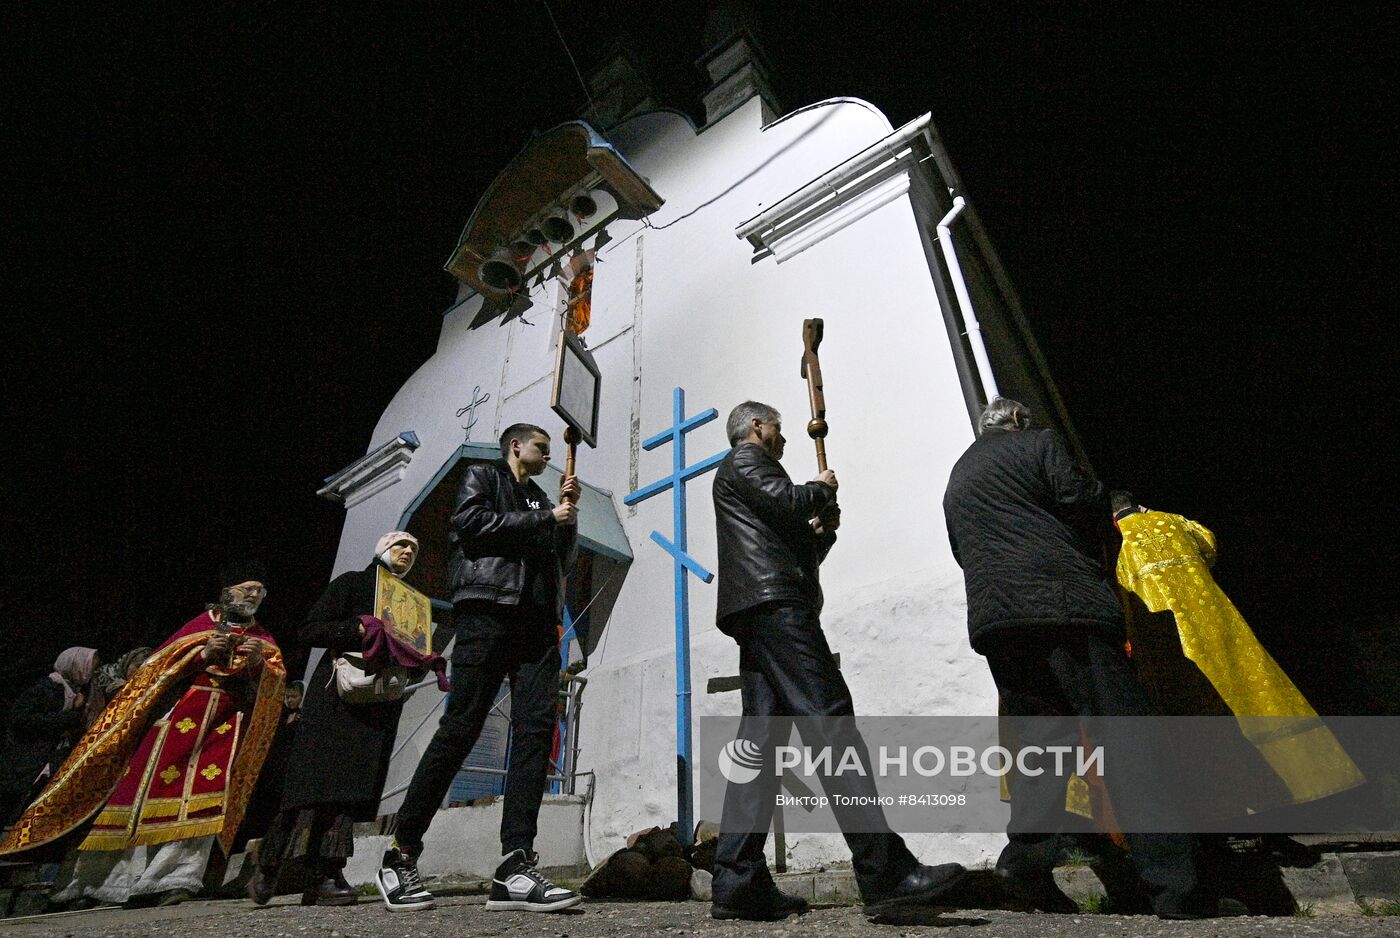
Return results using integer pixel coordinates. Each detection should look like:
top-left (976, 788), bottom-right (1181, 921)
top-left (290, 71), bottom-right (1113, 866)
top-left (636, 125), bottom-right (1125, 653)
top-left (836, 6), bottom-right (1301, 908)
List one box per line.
top-left (375, 845), bottom-right (436, 911)
top-left (485, 849), bottom-right (583, 912)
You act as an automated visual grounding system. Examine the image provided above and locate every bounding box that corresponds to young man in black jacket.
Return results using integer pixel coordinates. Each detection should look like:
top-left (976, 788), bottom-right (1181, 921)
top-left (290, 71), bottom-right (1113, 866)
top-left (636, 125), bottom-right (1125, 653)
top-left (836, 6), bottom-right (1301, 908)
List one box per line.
top-left (377, 423), bottom-right (582, 913)
top-left (709, 401), bottom-right (967, 921)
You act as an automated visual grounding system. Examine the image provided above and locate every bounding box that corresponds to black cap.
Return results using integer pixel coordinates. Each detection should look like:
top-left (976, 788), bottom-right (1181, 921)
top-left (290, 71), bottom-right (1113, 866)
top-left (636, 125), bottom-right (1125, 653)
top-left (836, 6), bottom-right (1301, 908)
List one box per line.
top-left (220, 560), bottom-right (268, 588)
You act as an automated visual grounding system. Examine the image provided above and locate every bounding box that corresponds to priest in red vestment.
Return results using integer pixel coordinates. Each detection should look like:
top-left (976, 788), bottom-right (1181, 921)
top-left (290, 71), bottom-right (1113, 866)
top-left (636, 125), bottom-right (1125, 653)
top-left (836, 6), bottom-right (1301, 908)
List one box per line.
top-left (1, 562), bottom-right (285, 907)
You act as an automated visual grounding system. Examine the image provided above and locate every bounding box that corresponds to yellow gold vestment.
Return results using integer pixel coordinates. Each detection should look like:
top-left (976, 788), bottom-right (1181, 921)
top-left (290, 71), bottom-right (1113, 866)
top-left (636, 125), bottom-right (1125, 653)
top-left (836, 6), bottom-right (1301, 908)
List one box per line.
top-left (1116, 510), bottom-right (1363, 805)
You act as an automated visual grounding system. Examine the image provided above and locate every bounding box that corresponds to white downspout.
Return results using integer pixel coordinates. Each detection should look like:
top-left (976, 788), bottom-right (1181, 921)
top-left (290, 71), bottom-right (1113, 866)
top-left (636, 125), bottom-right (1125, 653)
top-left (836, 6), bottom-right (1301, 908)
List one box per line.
top-left (936, 196), bottom-right (1000, 403)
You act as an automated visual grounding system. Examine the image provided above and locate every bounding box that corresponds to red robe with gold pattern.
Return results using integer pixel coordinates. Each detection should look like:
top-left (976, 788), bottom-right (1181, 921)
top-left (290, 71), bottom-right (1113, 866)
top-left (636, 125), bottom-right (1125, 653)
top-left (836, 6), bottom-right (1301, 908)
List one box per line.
top-left (0, 613), bottom-right (284, 857)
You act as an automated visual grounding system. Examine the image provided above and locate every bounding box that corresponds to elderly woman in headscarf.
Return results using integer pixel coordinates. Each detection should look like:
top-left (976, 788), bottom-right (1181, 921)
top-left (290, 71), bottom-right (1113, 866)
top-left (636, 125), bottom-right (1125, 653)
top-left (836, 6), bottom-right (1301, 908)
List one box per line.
top-left (250, 532), bottom-right (440, 906)
top-left (1, 647), bottom-right (105, 828)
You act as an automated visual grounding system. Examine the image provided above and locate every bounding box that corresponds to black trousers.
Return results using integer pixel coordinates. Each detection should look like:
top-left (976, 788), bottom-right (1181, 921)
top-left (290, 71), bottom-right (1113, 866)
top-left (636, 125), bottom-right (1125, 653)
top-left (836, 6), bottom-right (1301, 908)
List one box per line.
top-left (394, 604), bottom-right (559, 857)
top-left (983, 630), bottom-right (1201, 912)
top-left (713, 603), bottom-right (918, 906)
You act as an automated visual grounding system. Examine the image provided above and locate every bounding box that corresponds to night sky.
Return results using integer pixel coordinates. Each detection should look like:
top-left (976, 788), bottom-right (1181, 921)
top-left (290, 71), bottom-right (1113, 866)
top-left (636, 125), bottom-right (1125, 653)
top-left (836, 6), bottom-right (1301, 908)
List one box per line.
top-left (4, 4), bottom-right (1393, 713)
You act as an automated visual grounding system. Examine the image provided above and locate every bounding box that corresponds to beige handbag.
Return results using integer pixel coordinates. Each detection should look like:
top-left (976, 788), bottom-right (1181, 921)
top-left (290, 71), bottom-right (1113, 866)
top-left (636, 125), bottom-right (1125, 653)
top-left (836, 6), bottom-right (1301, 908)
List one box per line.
top-left (330, 652), bottom-right (409, 704)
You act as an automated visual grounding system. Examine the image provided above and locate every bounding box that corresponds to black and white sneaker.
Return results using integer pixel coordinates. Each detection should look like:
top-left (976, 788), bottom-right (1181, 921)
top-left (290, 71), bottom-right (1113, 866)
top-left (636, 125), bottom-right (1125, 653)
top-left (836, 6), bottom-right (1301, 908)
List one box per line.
top-left (485, 849), bottom-right (583, 912)
top-left (376, 844), bottom-right (436, 912)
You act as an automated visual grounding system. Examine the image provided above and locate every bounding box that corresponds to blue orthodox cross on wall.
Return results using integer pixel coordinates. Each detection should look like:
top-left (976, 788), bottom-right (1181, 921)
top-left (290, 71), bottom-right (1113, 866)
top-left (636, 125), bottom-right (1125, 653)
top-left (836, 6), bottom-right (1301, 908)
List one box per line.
top-left (623, 386), bottom-right (729, 845)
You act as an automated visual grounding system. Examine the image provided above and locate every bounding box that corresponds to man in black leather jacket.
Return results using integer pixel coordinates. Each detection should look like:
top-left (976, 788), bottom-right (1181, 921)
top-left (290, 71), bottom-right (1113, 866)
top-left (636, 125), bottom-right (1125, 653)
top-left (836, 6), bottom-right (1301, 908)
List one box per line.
top-left (709, 401), bottom-right (966, 921)
top-left (377, 423), bottom-right (584, 914)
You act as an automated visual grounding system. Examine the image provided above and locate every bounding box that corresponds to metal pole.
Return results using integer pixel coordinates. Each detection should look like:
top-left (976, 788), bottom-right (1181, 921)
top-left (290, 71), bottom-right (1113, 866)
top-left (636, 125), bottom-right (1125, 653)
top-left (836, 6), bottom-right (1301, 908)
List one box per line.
top-left (564, 675), bottom-right (587, 795)
top-left (672, 386), bottom-right (694, 846)
top-left (560, 607), bottom-right (575, 670)
top-left (773, 798), bottom-right (786, 873)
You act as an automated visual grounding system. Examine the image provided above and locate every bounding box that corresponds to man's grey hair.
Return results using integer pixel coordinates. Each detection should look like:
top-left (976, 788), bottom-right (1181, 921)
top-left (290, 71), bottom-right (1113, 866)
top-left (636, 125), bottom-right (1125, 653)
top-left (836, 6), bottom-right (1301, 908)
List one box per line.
top-left (726, 401), bottom-right (780, 446)
top-left (978, 397), bottom-right (1033, 433)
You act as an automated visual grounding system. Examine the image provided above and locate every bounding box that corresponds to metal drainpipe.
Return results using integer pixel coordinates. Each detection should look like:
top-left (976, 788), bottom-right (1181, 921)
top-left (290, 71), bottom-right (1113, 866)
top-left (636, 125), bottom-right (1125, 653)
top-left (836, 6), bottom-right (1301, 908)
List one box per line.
top-left (735, 113), bottom-right (933, 243)
top-left (936, 196), bottom-right (1000, 404)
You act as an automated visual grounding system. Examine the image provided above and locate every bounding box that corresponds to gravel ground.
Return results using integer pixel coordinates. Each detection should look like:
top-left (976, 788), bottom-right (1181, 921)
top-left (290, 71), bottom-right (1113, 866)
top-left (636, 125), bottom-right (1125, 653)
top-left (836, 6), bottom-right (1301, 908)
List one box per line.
top-left (7, 896), bottom-right (1400, 938)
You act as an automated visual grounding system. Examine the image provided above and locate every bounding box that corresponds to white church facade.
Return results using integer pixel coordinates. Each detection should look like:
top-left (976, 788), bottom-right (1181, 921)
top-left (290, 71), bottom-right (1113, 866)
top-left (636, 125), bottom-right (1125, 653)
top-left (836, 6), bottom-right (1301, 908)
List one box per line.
top-left (317, 32), bottom-right (1077, 878)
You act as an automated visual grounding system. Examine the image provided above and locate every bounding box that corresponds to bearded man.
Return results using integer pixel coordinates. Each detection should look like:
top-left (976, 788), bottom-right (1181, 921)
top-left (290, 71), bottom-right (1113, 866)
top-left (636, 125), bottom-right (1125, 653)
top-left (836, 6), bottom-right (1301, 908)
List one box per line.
top-left (2, 561), bottom-right (284, 907)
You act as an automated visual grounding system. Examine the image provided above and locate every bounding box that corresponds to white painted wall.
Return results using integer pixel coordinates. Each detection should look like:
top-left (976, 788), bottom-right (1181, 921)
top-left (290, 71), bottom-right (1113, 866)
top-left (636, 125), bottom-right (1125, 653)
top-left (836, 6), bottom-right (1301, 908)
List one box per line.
top-left (328, 93), bottom-right (1006, 873)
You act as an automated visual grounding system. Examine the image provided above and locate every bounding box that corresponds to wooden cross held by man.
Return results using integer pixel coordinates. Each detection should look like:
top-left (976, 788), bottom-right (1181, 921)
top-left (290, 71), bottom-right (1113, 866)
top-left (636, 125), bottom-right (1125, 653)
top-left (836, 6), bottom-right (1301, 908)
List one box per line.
top-left (801, 318), bottom-right (828, 472)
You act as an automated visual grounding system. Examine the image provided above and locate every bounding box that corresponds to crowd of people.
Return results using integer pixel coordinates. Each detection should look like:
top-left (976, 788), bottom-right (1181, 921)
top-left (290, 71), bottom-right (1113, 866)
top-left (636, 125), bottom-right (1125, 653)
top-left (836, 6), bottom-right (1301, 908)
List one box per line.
top-left (0, 404), bottom-right (1357, 922)
top-left (0, 424), bottom-right (578, 915)
top-left (708, 396), bottom-right (1359, 922)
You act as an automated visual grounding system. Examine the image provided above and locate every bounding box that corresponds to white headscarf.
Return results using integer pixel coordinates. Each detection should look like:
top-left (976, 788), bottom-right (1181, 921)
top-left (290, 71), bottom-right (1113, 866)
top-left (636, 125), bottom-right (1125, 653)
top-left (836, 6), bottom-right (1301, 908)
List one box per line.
top-left (374, 531), bottom-right (419, 577)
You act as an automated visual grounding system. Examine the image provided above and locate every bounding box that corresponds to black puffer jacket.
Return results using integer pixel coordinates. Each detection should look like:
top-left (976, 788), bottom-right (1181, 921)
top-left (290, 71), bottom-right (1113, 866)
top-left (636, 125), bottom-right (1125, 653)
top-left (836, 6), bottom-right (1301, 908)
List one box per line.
top-left (942, 427), bottom-right (1121, 652)
top-left (713, 442), bottom-right (837, 631)
top-left (447, 459), bottom-right (578, 618)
